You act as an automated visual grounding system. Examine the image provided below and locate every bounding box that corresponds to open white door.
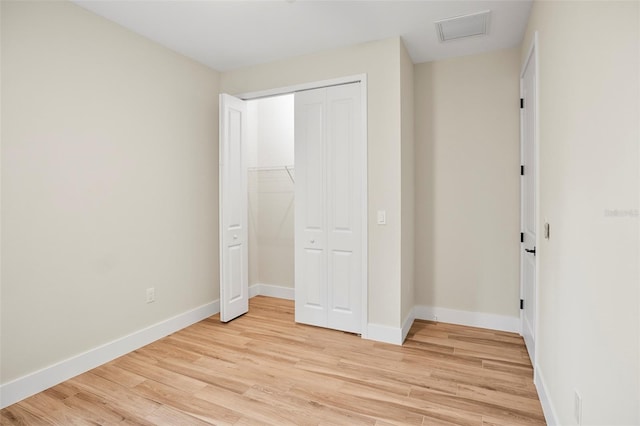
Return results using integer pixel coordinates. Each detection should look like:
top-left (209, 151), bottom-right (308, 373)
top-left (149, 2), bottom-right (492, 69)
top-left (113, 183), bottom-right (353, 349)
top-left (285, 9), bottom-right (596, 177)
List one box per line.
top-left (520, 38), bottom-right (538, 362)
top-left (219, 94), bottom-right (249, 322)
top-left (295, 83), bottom-right (363, 334)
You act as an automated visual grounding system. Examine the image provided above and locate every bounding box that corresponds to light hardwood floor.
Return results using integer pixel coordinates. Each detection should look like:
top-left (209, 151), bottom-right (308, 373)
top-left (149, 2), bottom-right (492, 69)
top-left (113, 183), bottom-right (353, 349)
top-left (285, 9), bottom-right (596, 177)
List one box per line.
top-left (1, 296), bottom-right (545, 425)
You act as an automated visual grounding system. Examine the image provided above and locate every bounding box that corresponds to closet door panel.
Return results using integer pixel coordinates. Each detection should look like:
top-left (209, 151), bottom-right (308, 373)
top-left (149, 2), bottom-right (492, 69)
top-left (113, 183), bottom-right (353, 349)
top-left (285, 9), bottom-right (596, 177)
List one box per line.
top-left (294, 89), bottom-right (327, 327)
top-left (219, 94), bottom-right (249, 322)
top-left (295, 83), bottom-right (362, 334)
top-left (330, 98), bottom-right (353, 231)
top-left (326, 84), bottom-right (362, 333)
top-left (304, 103), bottom-right (325, 233)
top-left (330, 250), bottom-right (353, 312)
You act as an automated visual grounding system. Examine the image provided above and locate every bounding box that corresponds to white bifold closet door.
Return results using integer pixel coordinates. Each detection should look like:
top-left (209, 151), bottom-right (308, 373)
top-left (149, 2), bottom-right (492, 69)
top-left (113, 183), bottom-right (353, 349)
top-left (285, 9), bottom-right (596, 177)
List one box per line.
top-left (219, 94), bottom-right (249, 322)
top-left (294, 83), bottom-right (363, 334)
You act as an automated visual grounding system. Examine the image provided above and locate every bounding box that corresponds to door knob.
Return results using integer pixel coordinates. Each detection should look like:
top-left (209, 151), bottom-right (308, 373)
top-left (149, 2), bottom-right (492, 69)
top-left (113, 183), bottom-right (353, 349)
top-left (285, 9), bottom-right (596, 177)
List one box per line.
top-left (525, 247), bottom-right (536, 256)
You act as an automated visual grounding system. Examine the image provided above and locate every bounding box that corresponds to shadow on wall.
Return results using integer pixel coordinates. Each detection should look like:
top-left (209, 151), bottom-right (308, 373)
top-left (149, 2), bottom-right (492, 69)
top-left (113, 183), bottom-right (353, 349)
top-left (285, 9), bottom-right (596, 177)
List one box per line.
top-left (415, 62), bottom-right (437, 308)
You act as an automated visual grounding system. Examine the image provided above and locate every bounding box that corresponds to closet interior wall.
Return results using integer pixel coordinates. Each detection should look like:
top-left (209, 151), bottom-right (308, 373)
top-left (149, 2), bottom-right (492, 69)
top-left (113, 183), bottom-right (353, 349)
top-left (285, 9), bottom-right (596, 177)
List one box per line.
top-left (247, 95), bottom-right (295, 290)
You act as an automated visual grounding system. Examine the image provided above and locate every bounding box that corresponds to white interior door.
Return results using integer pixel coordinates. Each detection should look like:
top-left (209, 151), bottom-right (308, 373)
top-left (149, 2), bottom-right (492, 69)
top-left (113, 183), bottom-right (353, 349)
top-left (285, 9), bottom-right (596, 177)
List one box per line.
top-left (295, 83), bottom-right (363, 334)
top-left (219, 94), bottom-right (249, 322)
top-left (521, 44), bottom-right (537, 362)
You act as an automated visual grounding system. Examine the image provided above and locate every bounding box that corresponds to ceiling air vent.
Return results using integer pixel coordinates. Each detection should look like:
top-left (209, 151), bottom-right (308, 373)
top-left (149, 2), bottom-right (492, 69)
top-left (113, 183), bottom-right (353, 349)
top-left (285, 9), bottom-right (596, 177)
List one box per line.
top-left (435, 10), bottom-right (491, 42)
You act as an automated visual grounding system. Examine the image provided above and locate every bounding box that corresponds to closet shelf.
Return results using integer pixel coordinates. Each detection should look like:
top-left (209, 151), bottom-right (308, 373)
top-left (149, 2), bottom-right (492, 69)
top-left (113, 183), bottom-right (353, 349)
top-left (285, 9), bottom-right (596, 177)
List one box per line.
top-left (248, 165), bottom-right (295, 184)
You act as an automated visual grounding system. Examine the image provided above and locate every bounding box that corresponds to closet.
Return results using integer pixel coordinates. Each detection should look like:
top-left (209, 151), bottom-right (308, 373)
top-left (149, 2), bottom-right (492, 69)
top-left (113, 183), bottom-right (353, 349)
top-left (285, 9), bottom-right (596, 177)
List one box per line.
top-left (219, 80), bottom-right (365, 335)
top-left (247, 95), bottom-right (295, 293)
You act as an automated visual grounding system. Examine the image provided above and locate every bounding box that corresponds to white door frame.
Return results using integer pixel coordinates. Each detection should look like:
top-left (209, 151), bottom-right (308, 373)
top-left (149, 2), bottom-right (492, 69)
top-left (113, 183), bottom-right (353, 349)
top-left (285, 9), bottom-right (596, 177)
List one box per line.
top-left (237, 74), bottom-right (369, 338)
top-left (520, 32), bottom-right (540, 365)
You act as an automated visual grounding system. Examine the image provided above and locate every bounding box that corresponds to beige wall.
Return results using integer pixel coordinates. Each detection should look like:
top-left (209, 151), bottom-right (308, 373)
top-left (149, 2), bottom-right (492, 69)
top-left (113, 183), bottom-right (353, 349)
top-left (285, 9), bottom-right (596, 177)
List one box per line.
top-left (522, 1), bottom-right (639, 424)
top-left (414, 48), bottom-right (521, 317)
top-left (252, 171), bottom-right (295, 288)
top-left (221, 38), bottom-right (404, 328)
top-left (400, 41), bottom-right (415, 323)
top-left (1, 1), bottom-right (220, 383)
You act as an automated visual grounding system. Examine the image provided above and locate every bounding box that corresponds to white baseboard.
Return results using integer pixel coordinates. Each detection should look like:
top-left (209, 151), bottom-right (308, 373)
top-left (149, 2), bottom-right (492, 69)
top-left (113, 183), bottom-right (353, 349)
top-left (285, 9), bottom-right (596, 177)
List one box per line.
top-left (401, 309), bottom-right (415, 343)
top-left (366, 323), bottom-right (404, 345)
top-left (0, 301), bottom-right (219, 409)
top-left (413, 305), bottom-right (520, 333)
top-left (1, 289), bottom-right (524, 409)
top-left (535, 364), bottom-right (559, 426)
top-left (1, 285), bottom-right (296, 409)
top-left (367, 306), bottom-right (519, 347)
top-left (249, 283), bottom-right (261, 298)
top-left (249, 283), bottom-right (295, 300)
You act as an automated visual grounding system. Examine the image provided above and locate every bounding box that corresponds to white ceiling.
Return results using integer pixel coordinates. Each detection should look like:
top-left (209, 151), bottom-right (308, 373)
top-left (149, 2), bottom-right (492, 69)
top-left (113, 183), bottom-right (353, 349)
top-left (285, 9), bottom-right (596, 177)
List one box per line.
top-left (73, 0), bottom-right (532, 72)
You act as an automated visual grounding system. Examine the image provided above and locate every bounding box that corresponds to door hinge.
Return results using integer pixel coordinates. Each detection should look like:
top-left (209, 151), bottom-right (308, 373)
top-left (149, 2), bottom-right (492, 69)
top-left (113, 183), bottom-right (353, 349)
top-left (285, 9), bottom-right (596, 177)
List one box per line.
top-left (520, 98), bottom-right (524, 109)
top-left (520, 232), bottom-right (524, 243)
top-left (520, 165), bottom-right (524, 176)
top-left (520, 299), bottom-right (524, 310)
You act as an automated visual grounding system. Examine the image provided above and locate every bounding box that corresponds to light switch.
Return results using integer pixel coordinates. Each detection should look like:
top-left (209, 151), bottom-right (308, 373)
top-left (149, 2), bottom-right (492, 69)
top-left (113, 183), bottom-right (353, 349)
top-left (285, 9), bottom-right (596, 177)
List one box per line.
top-left (377, 210), bottom-right (386, 225)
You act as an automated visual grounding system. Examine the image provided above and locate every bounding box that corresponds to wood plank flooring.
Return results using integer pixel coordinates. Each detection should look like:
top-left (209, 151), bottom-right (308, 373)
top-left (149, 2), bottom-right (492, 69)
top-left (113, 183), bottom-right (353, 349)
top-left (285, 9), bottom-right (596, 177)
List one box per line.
top-left (1, 296), bottom-right (545, 425)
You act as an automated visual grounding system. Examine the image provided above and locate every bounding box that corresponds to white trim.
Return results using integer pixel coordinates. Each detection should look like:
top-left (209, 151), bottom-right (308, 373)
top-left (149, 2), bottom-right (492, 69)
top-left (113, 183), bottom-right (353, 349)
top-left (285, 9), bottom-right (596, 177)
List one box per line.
top-left (0, 301), bottom-right (219, 409)
top-left (237, 74), bottom-right (366, 101)
top-left (249, 283), bottom-right (261, 298)
top-left (535, 365), bottom-right (559, 426)
top-left (359, 75), bottom-right (369, 339)
top-left (413, 305), bottom-right (520, 334)
top-left (362, 307), bottom-right (414, 346)
top-left (521, 32), bottom-right (538, 79)
top-left (365, 323), bottom-right (404, 345)
top-left (519, 46), bottom-right (526, 336)
top-left (401, 309), bottom-right (415, 343)
top-left (637, 7), bottom-right (640, 424)
top-left (2, 287), bottom-right (301, 408)
top-left (249, 283), bottom-right (295, 300)
top-left (533, 31), bottom-right (541, 371)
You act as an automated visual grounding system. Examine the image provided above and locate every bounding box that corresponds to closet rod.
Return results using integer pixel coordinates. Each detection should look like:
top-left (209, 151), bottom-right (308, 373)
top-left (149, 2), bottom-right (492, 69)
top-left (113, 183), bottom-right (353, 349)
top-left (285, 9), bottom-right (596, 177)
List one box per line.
top-left (247, 165), bottom-right (294, 171)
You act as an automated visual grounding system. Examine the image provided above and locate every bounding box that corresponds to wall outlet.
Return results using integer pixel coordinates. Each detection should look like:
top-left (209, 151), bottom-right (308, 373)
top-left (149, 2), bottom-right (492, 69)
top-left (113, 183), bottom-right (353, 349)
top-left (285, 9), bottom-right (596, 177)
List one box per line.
top-left (146, 287), bottom-right (155, 304)
top-left (574, 390), bottom-right (582, 425)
